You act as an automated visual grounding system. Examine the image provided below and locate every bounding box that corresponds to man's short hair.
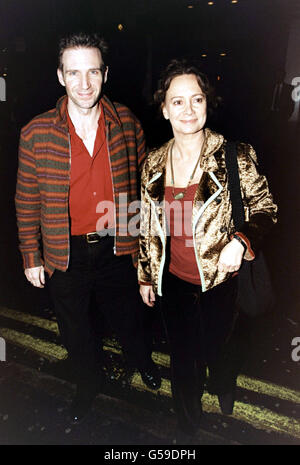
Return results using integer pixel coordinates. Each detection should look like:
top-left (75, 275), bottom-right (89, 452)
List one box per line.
top-left (58, 32), bottom-right (109, 71)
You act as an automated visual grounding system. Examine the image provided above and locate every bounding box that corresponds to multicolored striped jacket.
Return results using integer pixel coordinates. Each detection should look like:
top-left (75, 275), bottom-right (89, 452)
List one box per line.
top-left (15, 95), bottom-right (146, 275)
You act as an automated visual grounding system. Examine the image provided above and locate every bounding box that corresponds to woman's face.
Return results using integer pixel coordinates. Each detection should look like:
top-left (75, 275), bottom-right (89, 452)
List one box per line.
top-left (162, 74), bottom-right (207, 138)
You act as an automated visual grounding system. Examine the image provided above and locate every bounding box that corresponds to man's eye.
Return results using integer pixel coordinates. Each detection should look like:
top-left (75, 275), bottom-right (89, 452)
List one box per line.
top-left (90, 70), bottom-right (100, 75)
top-left (68, 71), bottom-right (77, 76)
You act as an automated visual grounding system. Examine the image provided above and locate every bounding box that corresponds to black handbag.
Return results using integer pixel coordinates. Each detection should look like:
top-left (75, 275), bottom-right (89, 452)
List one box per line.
top-left (225, 141), bottom-right (275, 317)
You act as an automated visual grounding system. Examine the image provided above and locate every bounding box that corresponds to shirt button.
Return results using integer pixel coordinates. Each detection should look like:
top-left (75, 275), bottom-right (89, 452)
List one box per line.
top-left (93, 192), bottom-right (97, 196)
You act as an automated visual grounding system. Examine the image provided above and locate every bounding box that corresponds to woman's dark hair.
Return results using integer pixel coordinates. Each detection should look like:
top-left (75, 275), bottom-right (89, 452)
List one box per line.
top-left (58, 32), bottom-right (109, 71)
top-left (154, 59), bottom-right (218, 115)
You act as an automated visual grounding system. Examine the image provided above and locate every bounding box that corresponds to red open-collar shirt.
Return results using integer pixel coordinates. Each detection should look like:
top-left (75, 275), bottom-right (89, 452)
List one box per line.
top-left (67, 103), bottom-right (115, 235)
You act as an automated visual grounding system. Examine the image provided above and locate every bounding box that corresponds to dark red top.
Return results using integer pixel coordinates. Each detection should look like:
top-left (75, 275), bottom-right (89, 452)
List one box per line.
top-left (67, 104), bottom-right (115, 235)
top-left (165, 184), bottom-right (201, 285)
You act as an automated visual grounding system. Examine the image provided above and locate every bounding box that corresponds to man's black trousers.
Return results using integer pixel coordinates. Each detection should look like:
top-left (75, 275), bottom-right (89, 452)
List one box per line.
top-left (47, 235), bottom-right (152, 387)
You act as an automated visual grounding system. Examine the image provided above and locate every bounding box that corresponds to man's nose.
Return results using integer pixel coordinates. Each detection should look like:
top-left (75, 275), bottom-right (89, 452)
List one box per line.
top-left (80, 74), bottom-right (91, 89)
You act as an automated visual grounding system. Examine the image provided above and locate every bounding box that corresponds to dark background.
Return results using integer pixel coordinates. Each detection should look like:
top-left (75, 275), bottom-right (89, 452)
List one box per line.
top-left (0, 0), bottom-right (299, 322)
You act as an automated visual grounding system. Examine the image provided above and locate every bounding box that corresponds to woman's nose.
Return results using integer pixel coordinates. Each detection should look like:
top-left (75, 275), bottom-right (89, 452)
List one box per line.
top-left (184, 101), bottom-right (194, 114)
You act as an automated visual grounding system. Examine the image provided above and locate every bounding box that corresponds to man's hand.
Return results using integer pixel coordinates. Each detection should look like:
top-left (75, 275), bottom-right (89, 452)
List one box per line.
top-left (24, 266), bottom-right (45, 288)
top-left (139, 284), bottom-right (156, 307)
top-left (217, 238), bottom-right (245, 273)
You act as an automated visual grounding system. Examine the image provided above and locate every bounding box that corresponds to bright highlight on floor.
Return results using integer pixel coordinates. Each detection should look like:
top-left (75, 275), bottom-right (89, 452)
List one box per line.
top-left (0, 306), bottom-right (299, 440)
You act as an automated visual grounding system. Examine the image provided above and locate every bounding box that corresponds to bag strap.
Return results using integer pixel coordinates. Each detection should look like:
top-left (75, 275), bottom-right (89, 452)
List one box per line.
top-left (225, 141), bottom-right (245, 231)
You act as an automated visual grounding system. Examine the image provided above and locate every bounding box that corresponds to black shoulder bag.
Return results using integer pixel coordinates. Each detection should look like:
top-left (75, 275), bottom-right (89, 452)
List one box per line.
top-left (225, 141), bottom-right (275, 317)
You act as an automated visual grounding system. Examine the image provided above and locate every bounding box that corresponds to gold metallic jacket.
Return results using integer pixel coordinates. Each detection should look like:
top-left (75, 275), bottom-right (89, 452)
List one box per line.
top-left (138, 128), bottom-right (277, 296)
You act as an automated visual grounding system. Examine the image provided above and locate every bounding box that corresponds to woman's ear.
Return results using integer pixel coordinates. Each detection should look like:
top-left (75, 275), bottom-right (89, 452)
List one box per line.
top-left (162, 106), bottom-right (169, 120)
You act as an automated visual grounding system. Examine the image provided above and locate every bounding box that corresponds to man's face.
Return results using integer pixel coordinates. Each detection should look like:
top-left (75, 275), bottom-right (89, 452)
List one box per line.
top-left (57, 47), bottom-right (108, 111)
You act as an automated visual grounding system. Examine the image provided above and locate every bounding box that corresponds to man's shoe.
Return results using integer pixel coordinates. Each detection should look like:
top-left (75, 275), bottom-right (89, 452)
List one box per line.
top-left (175, 428), bottom-right (195, 446)
top-left (175, 421), bottom-right (204, 445)
top-left (69, 387), bottom-right (97, 424)
top-left (217, 390), bottom-right (235, 415)
top-left (139, 364), bottom-right (161, 390)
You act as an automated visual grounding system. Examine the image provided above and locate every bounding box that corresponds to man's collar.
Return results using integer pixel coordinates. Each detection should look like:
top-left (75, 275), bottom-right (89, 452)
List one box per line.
top-left (54, 95), bottom-right (68, 128)
top-left (101, 95), bottom-right (122, 126)
top-left (54, 94), bottom-right (121, 128)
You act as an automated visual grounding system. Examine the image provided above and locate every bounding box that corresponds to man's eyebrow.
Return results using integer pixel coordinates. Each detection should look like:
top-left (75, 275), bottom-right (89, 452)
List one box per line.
top-left (65, 67), bottom-right (102, 72)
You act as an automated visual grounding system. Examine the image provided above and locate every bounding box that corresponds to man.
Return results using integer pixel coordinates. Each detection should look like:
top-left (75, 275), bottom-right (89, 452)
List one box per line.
top-left (15, 32), bottom-right (161, 423)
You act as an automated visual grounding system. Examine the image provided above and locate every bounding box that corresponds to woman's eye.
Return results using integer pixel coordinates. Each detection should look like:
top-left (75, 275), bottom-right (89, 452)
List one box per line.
top-left (173, 100), bottom-right (182, 105)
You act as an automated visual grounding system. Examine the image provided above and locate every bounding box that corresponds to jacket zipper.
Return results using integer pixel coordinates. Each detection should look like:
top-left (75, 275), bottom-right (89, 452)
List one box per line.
top-left (192, 171), bottom-right (223, 292)
top-left (106, 124), bottom-right (117, 254)
top-left (66, 133), bottom-right (71, 268)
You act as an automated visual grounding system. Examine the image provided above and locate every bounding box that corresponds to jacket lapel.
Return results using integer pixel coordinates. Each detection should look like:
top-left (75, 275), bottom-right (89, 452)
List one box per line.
top-left (145, 140), bottom-right (170, 203)
top-left (194, 129), bottom-right (225, 203)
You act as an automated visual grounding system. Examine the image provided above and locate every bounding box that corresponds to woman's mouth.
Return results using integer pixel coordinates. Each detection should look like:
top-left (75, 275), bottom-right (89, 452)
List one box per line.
top-left (181, 119), bottom-right (197, 124)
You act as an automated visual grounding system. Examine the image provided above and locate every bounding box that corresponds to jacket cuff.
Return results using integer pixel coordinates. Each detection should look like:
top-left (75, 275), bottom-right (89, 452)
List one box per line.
top-left (231, 232), bottom-right (255, 261)
top-left (131, 251), bottom-right (138, 269)
top-left (22, 252), bottom-right (43, 270)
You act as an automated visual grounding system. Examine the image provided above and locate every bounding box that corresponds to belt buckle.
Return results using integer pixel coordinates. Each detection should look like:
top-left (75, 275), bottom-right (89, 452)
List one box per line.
top-left (86, 232), bottom-right (100, 244)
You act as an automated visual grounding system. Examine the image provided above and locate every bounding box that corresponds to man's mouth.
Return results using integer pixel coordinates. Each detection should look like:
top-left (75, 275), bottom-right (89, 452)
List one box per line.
top-left (77, 91), bottom-right (93, 98)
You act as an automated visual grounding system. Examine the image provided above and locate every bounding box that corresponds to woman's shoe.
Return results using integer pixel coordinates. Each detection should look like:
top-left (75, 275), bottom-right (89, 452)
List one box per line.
top-left (69, 382), bottom-right (99, 424)
top-left (139, 362), bottom-right (161, 390)
top-left (217, 390), bottom-right (235, 415)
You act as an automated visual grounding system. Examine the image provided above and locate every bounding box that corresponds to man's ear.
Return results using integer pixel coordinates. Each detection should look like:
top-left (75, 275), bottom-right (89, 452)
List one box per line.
top-left (57, 68), bottom-right (65, 87)
top-left (103, 66), bottom-right (108, 84)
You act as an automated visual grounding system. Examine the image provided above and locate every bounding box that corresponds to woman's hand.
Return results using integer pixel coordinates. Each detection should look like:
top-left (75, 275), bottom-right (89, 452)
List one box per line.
top-left (139, 284), bottom-right (156, 307)
top-left (217, 238), bottom-right (245, 273)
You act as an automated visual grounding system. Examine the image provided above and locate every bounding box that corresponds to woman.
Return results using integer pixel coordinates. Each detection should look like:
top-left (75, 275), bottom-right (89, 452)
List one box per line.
top-left (138, 59), bottom-right (277, 438)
